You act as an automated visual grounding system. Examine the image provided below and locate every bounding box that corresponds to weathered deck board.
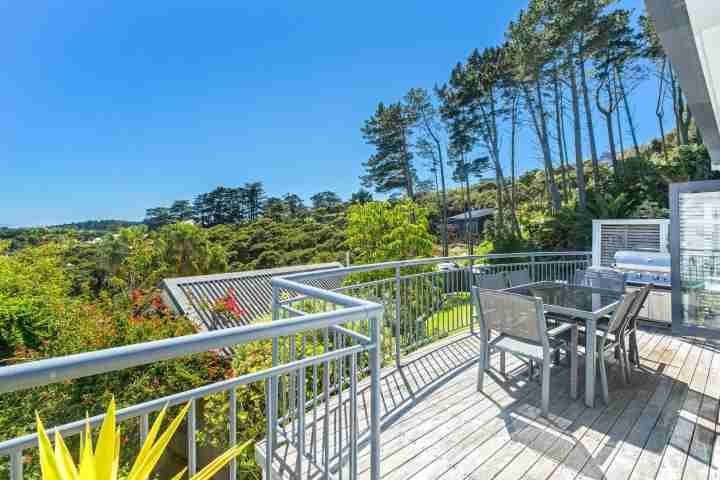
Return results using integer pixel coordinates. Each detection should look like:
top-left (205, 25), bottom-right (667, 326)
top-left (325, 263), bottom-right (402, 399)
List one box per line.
top-left (262, 329), bottom-right (720, 480)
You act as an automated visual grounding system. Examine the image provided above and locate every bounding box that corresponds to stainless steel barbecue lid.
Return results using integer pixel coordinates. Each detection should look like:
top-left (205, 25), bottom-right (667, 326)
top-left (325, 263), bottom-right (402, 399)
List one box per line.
top-left (614, 250), bottom-right (671, 272)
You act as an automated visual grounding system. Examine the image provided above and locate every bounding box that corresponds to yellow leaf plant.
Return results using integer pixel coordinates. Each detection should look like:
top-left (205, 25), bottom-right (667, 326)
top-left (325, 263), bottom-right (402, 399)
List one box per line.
top-left (36, 398), bottom-right (250, 480)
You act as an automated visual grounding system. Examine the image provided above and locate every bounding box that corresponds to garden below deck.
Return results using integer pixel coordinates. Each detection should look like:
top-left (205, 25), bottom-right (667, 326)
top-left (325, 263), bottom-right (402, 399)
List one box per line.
top-left (259, 327), bottom-right (720, 480)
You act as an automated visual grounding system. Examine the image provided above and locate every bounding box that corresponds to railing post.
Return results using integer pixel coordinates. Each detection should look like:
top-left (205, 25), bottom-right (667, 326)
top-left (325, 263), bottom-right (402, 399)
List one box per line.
top-left (530, 254), bottom-right (536, 282)
top-left (269, 285), bottom-right (280, 470)
top-left (369, 311), bottom-right (383, 480)
top-left (296, 367), bottom-right (305, 476)
top-left (229, 388), bottom-right (237, 480)
top-left (10, 451), bottom-right (22, 480)
top-left (188, 399), bottom-right (197, 477)
top-left (139, 414), bottom-right (149, 444)
top-left (468, 264), bottom-right (475, 334)
top-left (394, 265), bottom-right (402, 368)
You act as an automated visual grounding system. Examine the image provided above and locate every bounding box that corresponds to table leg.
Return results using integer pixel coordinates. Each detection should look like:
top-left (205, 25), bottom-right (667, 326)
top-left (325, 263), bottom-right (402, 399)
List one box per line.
top-left (585, 318), bottom-right (596, 407)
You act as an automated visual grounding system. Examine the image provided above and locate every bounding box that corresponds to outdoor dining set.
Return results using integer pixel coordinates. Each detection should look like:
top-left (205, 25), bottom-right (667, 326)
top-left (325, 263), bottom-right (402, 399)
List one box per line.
top-left (473, 267), bottom-right (652, 416)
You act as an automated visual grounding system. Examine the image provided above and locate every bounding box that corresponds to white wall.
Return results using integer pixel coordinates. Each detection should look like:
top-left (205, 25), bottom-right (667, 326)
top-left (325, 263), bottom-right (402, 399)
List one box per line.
top-left (686, 0), bottom-right (720, 148)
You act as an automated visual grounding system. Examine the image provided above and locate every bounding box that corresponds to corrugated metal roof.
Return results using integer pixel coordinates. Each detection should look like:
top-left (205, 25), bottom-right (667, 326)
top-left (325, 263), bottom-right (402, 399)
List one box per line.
top-left (160, 262), bottom-right (344, 331)
top-left (448, 208), bottom-right (496, 223)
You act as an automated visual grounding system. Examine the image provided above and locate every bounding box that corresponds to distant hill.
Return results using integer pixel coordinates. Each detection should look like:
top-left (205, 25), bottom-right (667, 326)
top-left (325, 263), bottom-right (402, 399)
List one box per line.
top-left (49, 219), bottom-right (142, 232)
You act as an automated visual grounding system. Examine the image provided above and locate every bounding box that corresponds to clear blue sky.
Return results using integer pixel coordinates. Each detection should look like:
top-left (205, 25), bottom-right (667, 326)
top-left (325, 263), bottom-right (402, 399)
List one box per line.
top-left (1, 0), bottom-right (653, 227)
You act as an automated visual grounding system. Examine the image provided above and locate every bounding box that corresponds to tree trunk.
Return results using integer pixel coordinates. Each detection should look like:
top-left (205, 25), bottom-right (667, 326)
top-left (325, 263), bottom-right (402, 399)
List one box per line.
top-left (669, 64), bottom-right (688, 146)
top-left (479, 89), bottom-right (506, 238)
top-left (568, 57), bottom-right (588, 210)
top-left (579, 42), bottom-right (600, 187)
top-left (510, 96), bottom-right (521, 238)
top-left (616, 95), bottom-right (626, 164)
top-left (559, 87), bottom-right (571, 199)
top-left (553, 71), bottom-right (568, 201)
top-left (400, 126), bottom-right (415, 200)
top-left (596, 77), bottom-right (618, 174)
top-left (528, 79), bottom-right (562, 212)
top-left (461, 156), bottom-right (473, 255)
top-left (656, 59), bottom-right (669, 161)
top-left (616, 65), bottom-right (641, 158)
top-left (425, 122), bottom-right (449, 257)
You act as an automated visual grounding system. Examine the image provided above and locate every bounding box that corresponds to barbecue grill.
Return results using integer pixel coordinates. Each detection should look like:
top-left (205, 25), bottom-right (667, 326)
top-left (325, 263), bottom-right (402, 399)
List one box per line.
top-left (613, 250), bottom-right (671, 288)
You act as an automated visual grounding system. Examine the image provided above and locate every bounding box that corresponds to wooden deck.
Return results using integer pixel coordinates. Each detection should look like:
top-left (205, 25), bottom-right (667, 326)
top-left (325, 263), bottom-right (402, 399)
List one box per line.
top-left (262, 327), bottom-right (720, 480)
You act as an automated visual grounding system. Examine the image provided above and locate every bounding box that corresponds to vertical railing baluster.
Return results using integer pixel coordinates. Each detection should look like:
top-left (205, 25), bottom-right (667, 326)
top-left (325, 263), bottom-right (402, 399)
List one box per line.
top-left (350, 352), bottom-right (358, 480)
top-left (394, 265), bottom-right (401, 367)
top-left (10, 451), bottom-right (22, 480)
top-left (530, 254), bottom-right (536, 282)
top-left (188, 399), bottom-right (197, 476)
top-left (323, 336), bottom-right (330, 478)
top-left (139, 413), bottom-right (149, 444)
top-left (369, 312), bottom-right (382, 480)
top-left (266, 379), bottom-right (274, 480)
top-left (271, 285), bottom-right (280, 454)
top-left (229, 388), bottom-right (237, 480)
top-left (290, 333), bottom-right (297, 443)
top-left (312, 359), bottom-right (319, 463)
top-left (296, 367), bottom-right (306, 477)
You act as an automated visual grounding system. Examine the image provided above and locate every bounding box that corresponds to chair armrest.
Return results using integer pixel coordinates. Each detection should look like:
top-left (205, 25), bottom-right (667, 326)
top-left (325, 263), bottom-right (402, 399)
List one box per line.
top-left (548, 322), bottom-right (577, 337)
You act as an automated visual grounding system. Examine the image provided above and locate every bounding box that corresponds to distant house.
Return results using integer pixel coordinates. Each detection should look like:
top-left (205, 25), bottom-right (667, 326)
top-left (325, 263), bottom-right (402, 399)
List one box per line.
top-left (447, 208), bottom-right (496, 237)
top-left (160, 262), bottom-right (344, 331)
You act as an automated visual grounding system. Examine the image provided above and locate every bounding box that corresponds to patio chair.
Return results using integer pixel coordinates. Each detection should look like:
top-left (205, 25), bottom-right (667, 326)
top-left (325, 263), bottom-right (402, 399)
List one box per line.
top-left (472, 287), bottom-right (578, 417)
top-left (618, 283), bottom-right (652, 369)
top-left (476, 272), bottom-right (508, 290)
top-left (574, 266), bottom-right (625, 293)
top-left (507, 268), bottom-right (532, 287)
top-left (589, 289), bottom-right (641, 404)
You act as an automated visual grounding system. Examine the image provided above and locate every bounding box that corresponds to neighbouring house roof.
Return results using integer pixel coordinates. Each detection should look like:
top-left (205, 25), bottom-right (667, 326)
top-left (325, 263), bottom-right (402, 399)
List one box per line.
top-left (447, 209), bottom-right (496, 223)
top-left (646, 0), bottom-right (720, 168)
top-left (160, 262), bottom-right (344, 331)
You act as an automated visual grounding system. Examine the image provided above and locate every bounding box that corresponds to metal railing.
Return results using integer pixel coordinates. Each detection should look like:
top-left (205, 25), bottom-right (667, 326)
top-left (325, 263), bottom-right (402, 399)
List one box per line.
top-left (0, 251), bottom-right (590, 480)
top-left (0, 279), bottom-right (384, 480)
top-left (276, 251), bottom-right (590, 367)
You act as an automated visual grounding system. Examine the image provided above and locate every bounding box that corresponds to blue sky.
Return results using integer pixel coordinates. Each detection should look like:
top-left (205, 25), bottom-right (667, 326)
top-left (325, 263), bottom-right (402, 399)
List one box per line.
top-left (1, 0), bottom-right (653, 226)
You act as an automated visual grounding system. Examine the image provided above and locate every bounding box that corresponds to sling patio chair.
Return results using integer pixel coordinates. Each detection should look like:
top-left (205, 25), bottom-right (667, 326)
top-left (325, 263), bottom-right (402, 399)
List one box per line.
top-left (472, 287), bottom-right (578, 417)
top-left (506, 268), bottom-right (532, 287)
top-left (476, 271), bottom-right (508, 290)
top-left (574, 266), bottom-right (625, 293)
top-left (584, 289), bottom-right (641, 404)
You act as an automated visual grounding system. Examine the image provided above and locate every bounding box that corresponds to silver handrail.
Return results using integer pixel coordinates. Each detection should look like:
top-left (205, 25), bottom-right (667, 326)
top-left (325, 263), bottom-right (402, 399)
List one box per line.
top-left (0, 251), bottom-right (589, 480)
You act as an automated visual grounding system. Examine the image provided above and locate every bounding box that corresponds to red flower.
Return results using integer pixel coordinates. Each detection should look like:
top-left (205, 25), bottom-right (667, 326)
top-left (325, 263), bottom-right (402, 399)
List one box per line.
top-left (222, 288), bottom-right (246, 318)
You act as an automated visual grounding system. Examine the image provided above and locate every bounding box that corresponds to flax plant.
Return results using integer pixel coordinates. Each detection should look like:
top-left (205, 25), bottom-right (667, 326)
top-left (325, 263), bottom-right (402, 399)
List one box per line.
top-left (36, 398), bottom-right (249, 480)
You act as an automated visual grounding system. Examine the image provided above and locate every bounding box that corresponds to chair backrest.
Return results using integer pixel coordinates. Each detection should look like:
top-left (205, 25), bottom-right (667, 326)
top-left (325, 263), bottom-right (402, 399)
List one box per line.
top-left (472, 287), bottom-right (548, 346)
top-left (606, 289), bottom-right (642, 336)
top-left (627, 283), bottom-right (652, 324)
top-left (477, 272), bottom-right (508, 290)
top-left (578, 266), bottom-right (625, 293)
top-left (507, 268), bottom-right (532, 287)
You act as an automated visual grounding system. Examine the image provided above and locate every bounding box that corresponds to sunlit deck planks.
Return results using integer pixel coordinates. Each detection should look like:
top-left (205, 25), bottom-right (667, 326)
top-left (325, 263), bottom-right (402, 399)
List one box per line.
top-left (262, 328), bottom-right (720, 480)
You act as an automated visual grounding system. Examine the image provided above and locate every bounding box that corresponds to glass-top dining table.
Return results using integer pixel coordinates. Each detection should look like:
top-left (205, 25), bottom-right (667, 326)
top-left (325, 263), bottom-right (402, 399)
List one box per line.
top-left (505, 281), bottom-right (623, 407)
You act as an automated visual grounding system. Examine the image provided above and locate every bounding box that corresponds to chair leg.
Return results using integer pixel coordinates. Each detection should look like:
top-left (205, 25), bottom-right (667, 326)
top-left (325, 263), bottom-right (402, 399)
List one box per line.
top-left (622, 342), bottom-right (632, 382)
top-left (630, 329), bottom-right (640, 367)
top-left (477, 340), bottom-right (487, 391)
top-left (528, 360), bottom-right (534, 379)
top-left (542, 358), bottom-right (551, 417)
top-left (500, 351), bottom-right (506, 376)
top-left (570, 327), bottom-right (578, 400)
top-left (618, 342), bottom-right (628, 385)
top-left (598, 355), bottom-right (609, 405)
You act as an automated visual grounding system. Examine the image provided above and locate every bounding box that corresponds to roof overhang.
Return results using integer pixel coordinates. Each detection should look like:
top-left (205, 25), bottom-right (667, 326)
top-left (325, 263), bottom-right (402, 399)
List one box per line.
top-left (645, 0), bottom-right (720, 169)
